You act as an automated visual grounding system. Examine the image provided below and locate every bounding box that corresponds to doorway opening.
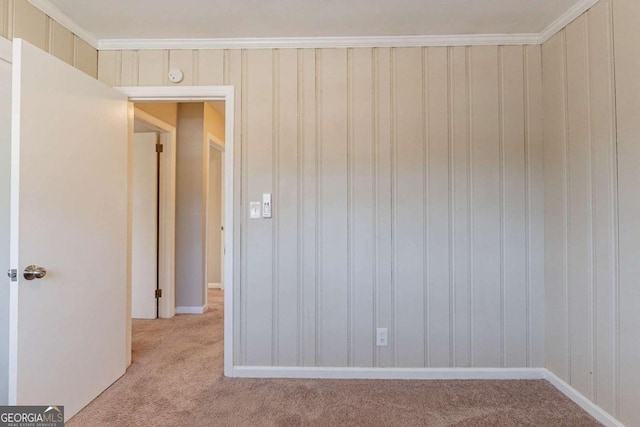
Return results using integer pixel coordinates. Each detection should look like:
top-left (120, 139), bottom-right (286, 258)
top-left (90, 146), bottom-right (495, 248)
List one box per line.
top-left (120, 86), bottom-right (235, 377)
top-left (131, 108), bottom-right (176, 320)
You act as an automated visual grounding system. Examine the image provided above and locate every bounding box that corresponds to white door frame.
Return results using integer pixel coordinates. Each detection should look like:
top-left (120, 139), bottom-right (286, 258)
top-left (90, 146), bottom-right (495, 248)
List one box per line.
top-left (117, 86), bottom-right (235, 377)
top-left (133, 107), bottom-right (177, 319)
top-left (206, 133), bottom-right (225, 293)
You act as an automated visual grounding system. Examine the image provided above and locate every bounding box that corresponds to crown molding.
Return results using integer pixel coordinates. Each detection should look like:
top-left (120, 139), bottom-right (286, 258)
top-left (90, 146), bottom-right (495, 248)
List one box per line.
top-left (27, 0), bottom-right (99, 48)
top-left (98, 33), bottom-right (542, 50)
top-left (0, 36), bottom-right (12, 63)
top-left (29, 0), bottom-right (599, 51)
top-left (539, 0), bottom-right (600, 43)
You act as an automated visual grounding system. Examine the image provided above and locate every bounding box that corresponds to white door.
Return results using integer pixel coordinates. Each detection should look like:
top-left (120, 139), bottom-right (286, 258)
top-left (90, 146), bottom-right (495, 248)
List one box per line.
top-left (0, 39), bottom-right (12, 406)
top-left (131, 132), bottom-right (158, 319)
top-left (8, 39), bottom-right (129, 420)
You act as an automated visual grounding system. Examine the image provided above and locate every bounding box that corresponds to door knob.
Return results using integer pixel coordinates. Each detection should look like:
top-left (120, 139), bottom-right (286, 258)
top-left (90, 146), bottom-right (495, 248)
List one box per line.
top-left (23, 265), bottom-right (47, 280)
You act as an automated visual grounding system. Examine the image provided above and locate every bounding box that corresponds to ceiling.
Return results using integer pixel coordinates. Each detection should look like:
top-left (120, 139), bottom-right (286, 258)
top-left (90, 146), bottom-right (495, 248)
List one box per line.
top-left (47, 0), bottom-right (583, 41)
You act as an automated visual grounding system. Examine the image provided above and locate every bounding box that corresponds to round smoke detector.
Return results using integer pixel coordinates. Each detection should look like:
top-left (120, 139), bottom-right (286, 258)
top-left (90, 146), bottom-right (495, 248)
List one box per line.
top-left (168, 68), bottom-right (184, 83)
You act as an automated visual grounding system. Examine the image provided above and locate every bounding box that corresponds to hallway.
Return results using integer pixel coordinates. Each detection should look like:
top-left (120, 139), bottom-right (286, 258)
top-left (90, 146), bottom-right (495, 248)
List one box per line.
top-left (67, 289), bottom-right (597, 426)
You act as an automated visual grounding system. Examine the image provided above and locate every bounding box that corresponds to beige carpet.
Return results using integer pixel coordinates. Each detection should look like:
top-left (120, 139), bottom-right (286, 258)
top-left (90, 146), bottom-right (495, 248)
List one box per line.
top-left (68, 290), bottom-right (599, 426)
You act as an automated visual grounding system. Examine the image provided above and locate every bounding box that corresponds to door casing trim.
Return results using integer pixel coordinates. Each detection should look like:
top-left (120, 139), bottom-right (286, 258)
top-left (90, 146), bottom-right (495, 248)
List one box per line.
top-left (117, 86), bottom-right (235, 377)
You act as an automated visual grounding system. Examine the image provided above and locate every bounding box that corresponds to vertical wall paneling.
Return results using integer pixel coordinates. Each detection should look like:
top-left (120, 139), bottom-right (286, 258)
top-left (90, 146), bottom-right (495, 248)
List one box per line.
top-left (543, 0), bottom-right (624, 420)
top-left (543, 33), bottom-right (569, 379)
top-left (98, 50), bottom-right (122, 87)
top-left (138, 50), bottom-right (168, 86)
top-left (318, 49), bottom-right (349, 366)
top-left (120, 50), bottom-right (139, 86)
top-left (350, 48), bottom-right (375, 367)
top-left (49, 20), bottom-right (73, 65)
top-left (275, 49), bottom-right (299, 366)
top-left (501, 46), bottom-right (527, 367)
top-left (300, 48), bottom-right (317, 366)
top-left (426, 47), bottom-right (451, 367)
top-left (612, 0), bottom-right (640, 423)
top-left (565, 15), bottom-right (593, 399)
top-left (374, 47), bottom-right (394, 368)
top-left (394, 47), bottom-right (426, 367)
top-left (588, 0), bottom-right (616, 414)
top-left (97, 44), bottom-right (545, 372)
top-left (73, 37), bottom-right (98, 78)
top-left (12, 0), bottom-right (47, 51)
top-left (244, 50), bottom-right (274, 365)
top-left (525, 45), bottom-right (545, 369)
top-left (197, 50), bottom-right (224, 85)
top-left (451, 46), bottom-right (471, 367)
top-left (224, 49), bottom-right (244, 365)
top-left (0, 0), bottom-right (7, 39)
top-left (470, 46), bottom-right (502, 367)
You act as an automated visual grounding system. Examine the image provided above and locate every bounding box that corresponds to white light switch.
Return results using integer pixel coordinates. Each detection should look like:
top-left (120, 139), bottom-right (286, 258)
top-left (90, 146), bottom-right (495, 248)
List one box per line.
top-left (262, 193), bottom-right (272, 218)
top-left (376, 328), bottom-right (388, 347)
top-left (249, 202), bottom-right (261, 219)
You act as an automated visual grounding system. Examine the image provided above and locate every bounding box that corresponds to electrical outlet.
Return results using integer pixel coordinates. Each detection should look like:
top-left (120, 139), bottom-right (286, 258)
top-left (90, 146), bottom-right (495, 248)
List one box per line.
top-left (376, 328), bottom-right (388, 347)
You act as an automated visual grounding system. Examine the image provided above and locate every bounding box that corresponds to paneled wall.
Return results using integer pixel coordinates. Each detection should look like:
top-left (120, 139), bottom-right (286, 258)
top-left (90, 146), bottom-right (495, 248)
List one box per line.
top-left (0, 0), bottom-right (97, 77)
top-left (612, 0), bottom-right (640, 424)
top-left (542, 0), bottom-right (638, 424)
top-left (99, 45), bottom-right (545, 369)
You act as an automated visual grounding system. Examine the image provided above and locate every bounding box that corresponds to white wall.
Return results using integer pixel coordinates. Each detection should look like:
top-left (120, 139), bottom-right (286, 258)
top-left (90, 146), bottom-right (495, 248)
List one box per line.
top-left (0, 54), bottom-right (11, 405)
top-left (542, 0), bottom-right (640, 424)
top-left (100, 46), bottom-right (545, 368)
top-left (175, 103), bottom-right (207, 310)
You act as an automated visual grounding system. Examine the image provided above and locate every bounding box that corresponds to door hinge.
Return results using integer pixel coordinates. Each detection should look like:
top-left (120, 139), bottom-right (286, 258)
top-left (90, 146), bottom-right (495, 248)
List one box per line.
top-left (155, 289), bottom-right (163, 298)
top-left (156, 144), bottom-right (164, 153)
top-left (6, 269), bottom-right (17, 282)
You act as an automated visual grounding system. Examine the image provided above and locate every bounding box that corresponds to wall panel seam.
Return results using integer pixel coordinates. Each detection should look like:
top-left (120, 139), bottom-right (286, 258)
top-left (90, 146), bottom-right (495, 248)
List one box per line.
top-left (315, 49), bottom-right (322, 366)
top-left (371, 48), bottom-right (379, 367)
top-left (272, 49), bottom-right (280, 366)
top-left (422, 47), bottom-right (430, 367)
top-left (46, 17), bottom-right (53, 55)
top-left (561, 30), bottom-right (572, 383)
top-left (347, 48), bottom-right (354, 367)
top-left (241, 49), bottom-right (249, 365)
top-left (523, 46), bottom-right (532, 368)
top-left (584, 11), bottom-right (596, 401)
top-left (466, 46), bottom-right (475, 367)
top-left (193, 50), bottom-right (199, 85)
top-left (296, 49), bottom-right (304, 367)
top-left (448, 46), bottom-right (455, 368)
top-left (606, 1), bottom-right (620, 415)
top-left (498, 46), bottom-right (507, 368)
top-left (391, 47), bottom-right (398, 366)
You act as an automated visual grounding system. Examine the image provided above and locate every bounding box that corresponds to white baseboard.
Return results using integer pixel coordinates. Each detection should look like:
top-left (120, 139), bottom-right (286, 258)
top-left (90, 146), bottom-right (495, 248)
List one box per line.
top-left (543, 370), bottom-right (623, 427)
top-left (175, 305), bottom-right (207, 314)
top-left (232, 366), bottom-right (546, 380)
top-left (230, 366), bottom-right (623, 426)
top-left (208, 282), bottom-right (223, 289)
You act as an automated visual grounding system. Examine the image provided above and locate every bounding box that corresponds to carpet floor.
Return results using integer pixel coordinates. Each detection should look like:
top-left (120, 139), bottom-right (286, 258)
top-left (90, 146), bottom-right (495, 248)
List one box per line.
top-left (68, 290), bottom-right (599, 426)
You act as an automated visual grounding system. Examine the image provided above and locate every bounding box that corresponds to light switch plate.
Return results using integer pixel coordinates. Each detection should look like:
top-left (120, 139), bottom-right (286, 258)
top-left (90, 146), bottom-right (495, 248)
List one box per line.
top-left (262, 193), bottom-right (272, 218)
top-left (250, 202), bottom-right (261, 219)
